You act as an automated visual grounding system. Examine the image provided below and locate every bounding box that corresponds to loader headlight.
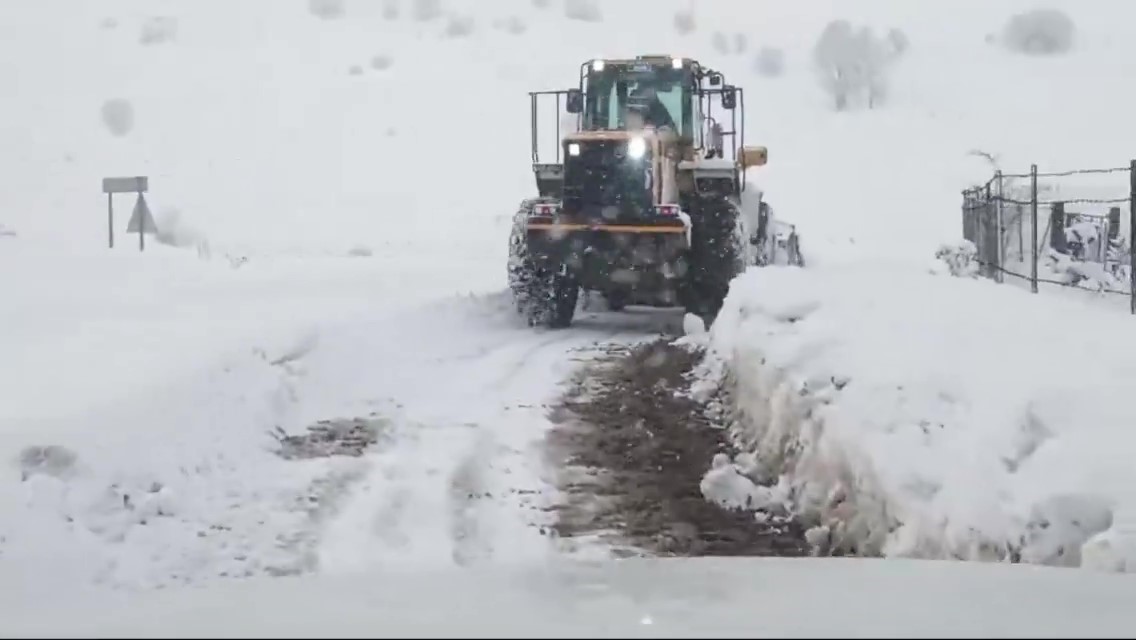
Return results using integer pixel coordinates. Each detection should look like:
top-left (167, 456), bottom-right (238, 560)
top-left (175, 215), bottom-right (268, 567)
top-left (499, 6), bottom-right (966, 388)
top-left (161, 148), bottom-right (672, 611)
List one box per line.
top-left (568, 143), bottom-right (581, 156)
top-left (592, 59), bottom-right (606, 72)
top-left (627, 136), bottom-right (647, 160)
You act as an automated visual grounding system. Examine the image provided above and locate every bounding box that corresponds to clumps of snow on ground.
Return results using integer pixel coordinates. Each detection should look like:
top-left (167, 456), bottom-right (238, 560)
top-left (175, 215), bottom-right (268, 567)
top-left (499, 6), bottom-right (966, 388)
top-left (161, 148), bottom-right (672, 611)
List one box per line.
top-left (1083, 526), bottom-right (1136, 573)
top-left (681, 313), bottom-right (706, 339)
top-left (691, 265), bottom-right (1136, 572)
top-left (699, 452), bottom-right (790, 513)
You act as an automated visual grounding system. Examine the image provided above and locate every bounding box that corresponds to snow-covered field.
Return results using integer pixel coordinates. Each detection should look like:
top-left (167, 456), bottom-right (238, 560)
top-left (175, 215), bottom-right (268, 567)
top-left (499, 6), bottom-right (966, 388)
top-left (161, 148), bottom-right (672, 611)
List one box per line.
top-left (4, 0), bottom-right (1136, 633)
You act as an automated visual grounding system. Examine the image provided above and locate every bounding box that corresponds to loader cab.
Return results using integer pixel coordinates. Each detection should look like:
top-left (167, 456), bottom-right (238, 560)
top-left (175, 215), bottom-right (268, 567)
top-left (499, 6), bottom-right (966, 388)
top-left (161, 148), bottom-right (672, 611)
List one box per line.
top-left (575, 57), bottom-right (700, 142)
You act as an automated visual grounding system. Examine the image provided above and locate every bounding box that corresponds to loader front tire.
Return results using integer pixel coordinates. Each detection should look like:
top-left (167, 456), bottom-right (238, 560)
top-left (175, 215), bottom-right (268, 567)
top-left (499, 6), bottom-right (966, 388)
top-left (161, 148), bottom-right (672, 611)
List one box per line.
top-left (507, 198), bottom-right (578, 329)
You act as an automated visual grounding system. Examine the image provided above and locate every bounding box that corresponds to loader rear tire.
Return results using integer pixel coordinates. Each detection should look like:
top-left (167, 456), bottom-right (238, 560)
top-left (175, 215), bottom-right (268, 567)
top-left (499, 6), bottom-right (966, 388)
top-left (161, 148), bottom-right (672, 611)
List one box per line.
top-left (684, 194), bottom-right (747, 325)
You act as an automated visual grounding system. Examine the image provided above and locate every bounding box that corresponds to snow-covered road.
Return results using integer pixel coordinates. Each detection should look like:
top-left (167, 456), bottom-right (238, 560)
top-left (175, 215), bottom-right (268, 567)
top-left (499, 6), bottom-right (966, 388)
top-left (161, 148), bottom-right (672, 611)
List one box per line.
top-left (300, 295), bottom-right (685, 574)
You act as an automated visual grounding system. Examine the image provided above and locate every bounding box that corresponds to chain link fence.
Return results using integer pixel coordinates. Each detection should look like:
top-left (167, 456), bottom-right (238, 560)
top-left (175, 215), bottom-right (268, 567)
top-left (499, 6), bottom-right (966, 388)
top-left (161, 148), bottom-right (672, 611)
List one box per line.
top-left (961, 161), bottom-right (1136, 314)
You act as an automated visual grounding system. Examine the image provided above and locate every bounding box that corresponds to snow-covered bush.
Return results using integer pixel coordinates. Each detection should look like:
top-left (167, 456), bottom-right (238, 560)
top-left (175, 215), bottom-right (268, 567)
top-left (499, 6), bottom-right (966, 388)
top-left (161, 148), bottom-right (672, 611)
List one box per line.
top-left (733, 33), bottom-right (747, 54)
top-left (934, 241), bottom-right (980, 278)
top-left (101, 98), bottom-right (135, 137)
top-left (532, 0), bottom-right (551, 8)
top-left (370, 54), bottom-right (393, 71)
top-left (139, 16), bottom-right (177, 45)
top-left (1043, 247), bottom-right (1123, 292)
top-left (18, 445), bottom-right (79, 481)
top-left (154, 207), bottom-right (209, 253)
top-left (712, 31), bottom-right (729, 55)
top-left (308, 0), bottom-right (344, 20)
top-left (1001, 9), bottom-right (1076, 56)
top-left (886, 27), bottom-right (910, 56)
top-left (413, 0), bottom-right (441, 22)
top-left (754, 46), bottom-right (785, 77)
top-left (495, 16), bottom-right (527, 35)
top-left (444, 15), bottom-right (474, 38)
top-left (381, 0), bottom-right (399, 20)
top-left (673, 8), bottom-right (695, 35)
top-left (813, 20), bottom-right (898, 110)
top-left (564, 0), bottom-right (601, 23)
top-left (0, 223), bottom-right (15, 239)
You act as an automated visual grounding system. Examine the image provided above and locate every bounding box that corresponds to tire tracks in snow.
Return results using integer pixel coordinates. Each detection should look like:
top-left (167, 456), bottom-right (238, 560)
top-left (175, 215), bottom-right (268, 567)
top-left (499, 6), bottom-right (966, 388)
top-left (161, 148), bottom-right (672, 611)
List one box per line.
top-left (309, 304), bottom-right (680, 574)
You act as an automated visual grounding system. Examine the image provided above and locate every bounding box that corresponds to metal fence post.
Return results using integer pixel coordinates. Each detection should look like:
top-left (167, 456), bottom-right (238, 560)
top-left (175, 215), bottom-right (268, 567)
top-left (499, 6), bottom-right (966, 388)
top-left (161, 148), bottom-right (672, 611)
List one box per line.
top-left (981, 180), bottom-right (999, 280)
top-left (107, 194), bottom-right (114, 249)
top-left (962, 188), bottom-right (972, 244)
top-left (995, 171), bottom-right (1006, 279)
top-left (985, 181), bottom-right (1001, 282)
top-left (1129, 160), bottom-right (1135, 314)
top-left (1030, 164), bottom-right (1039, 294)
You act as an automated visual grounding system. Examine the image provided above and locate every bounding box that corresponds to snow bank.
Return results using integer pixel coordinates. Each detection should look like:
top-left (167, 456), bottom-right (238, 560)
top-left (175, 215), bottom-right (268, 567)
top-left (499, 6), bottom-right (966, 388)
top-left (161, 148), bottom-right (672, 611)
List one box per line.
top-left (693, 265), bottom-right (1136, 570)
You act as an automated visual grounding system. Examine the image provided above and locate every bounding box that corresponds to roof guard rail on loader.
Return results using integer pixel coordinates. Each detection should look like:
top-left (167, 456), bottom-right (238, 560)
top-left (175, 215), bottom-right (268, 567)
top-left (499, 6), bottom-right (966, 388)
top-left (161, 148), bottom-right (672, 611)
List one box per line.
top-left (529, 89), bottom-right (578, 199)
top-left (695, 77), bottom-right (748, 195)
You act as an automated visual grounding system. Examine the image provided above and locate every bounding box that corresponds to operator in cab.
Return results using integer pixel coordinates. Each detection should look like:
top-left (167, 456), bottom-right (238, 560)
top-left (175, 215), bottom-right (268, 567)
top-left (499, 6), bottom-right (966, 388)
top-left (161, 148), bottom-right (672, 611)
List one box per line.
top-left (624, 85), bottom-right (677, 133)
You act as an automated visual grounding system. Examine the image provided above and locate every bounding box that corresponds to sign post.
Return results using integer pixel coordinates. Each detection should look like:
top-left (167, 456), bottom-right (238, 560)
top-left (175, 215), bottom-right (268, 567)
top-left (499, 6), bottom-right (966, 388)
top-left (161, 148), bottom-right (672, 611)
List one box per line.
top-left (102, 176), bottom-right (155, 251)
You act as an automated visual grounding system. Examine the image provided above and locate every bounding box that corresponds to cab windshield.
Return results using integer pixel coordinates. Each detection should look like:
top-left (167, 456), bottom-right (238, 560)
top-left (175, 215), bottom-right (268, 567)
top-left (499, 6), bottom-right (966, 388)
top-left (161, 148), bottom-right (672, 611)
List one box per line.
top-left (582, 66), bottom-right (693, 136)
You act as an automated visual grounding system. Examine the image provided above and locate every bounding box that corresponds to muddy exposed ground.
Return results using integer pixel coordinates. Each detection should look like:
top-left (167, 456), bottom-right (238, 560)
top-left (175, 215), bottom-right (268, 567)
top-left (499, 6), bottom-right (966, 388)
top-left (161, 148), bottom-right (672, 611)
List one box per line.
top-left (271, 416), bottom-right (390, 460)
top-left (547, 338), bottom-right (809, 557)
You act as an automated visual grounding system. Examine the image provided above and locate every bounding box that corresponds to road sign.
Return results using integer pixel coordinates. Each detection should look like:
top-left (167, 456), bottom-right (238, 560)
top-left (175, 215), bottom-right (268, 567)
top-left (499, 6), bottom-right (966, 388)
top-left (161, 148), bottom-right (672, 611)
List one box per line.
top-left (126, 193), bottom-right (157, 234)
top-left (102, 176), bottom-right (148, 194)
